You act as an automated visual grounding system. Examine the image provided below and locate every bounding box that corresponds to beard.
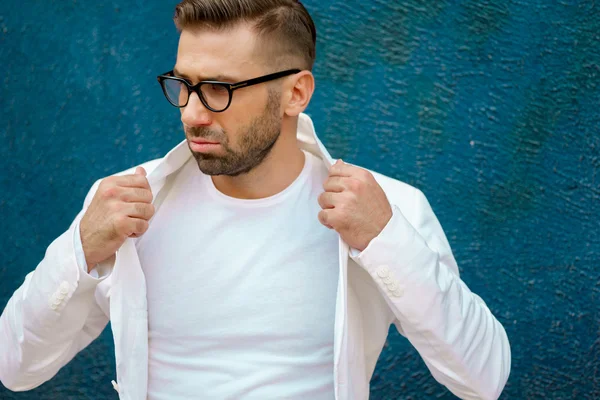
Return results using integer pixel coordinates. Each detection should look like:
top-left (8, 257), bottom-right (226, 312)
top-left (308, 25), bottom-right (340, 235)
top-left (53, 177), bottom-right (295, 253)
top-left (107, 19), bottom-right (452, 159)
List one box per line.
top-left (186, 90), bottom-right (282, 177)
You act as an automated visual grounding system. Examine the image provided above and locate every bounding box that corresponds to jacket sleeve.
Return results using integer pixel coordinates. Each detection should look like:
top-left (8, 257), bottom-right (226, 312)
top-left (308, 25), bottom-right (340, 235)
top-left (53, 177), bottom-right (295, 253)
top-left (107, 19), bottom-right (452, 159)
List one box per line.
top-left (0, 179), bottom-right (112, 391)
top-left (352, 188), bottom-right (511, 400)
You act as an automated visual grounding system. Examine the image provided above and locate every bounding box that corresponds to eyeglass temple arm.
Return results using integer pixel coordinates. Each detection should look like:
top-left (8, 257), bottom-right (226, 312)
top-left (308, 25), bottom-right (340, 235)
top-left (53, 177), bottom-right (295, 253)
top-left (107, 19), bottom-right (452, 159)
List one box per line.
top-left (230, 69), bottom-right (301, 90)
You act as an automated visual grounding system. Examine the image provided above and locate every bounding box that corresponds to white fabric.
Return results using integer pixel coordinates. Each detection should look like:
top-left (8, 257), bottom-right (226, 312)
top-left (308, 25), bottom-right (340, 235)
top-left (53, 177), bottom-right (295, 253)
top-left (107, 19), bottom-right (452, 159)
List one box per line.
top-left (135, 152), bottom-right (338, 399)
top-left (0, 113), bottom-right (511, 400)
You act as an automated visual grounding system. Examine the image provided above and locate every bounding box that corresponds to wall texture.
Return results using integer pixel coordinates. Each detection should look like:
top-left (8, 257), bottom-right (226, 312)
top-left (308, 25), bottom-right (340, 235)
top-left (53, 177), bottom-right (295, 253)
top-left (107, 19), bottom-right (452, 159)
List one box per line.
top-left (1, 0), bottom-right (598, 399)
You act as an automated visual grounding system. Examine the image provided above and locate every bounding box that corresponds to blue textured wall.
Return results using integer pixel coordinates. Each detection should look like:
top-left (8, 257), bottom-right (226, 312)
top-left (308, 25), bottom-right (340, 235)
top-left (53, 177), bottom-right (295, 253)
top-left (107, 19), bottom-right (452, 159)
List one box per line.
top-left (1, 0), bottom-right (598, 399)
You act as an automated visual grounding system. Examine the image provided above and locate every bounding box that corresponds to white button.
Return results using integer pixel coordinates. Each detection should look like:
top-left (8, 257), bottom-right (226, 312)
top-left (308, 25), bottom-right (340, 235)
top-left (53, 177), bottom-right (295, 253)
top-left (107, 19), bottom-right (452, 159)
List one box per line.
top-left (387, 281), bottom-right (399, 291)
top-left (383, 276), bottom-right (393, 284)
top-left (392, 288), bottom-right (404, 297)
top-left (60, 281), bottom-right (69, 292)
top-left (50, 304), bottom-right (58, 310)
top-left (57, 292), bottom-right (66, 300)
top-left (376, 265), bottom-right (390, 278)
top-left (60, 287), bottom-right (69, 295)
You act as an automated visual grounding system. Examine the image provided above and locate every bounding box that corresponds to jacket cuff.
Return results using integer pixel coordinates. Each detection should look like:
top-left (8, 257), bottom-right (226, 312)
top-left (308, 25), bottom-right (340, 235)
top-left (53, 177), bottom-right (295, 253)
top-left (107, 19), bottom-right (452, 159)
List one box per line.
top-left (22, 223), bottom-right (99, 327)
top-left (350, 204), bottom-right (441, 306)
top-left (351, 204), bottom-right (427, 275)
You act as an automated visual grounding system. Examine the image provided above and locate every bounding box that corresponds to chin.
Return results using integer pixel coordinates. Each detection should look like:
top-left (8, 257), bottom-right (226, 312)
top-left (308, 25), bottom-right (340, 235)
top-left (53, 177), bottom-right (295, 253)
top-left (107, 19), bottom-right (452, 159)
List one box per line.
top-left (195, 158), bottom-right (257, 177)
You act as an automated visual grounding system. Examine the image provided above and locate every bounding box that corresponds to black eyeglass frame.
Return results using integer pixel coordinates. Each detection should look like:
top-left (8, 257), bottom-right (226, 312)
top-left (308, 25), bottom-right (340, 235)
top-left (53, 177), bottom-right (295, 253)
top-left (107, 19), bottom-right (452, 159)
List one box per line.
top-left (157, 69), bottom-right (301, 112)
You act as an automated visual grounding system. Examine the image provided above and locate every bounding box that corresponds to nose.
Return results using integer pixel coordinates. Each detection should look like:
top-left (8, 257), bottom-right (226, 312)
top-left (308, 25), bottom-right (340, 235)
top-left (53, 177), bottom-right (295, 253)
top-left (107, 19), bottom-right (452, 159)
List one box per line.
top-left (181, 91), bottom-right (213, 127)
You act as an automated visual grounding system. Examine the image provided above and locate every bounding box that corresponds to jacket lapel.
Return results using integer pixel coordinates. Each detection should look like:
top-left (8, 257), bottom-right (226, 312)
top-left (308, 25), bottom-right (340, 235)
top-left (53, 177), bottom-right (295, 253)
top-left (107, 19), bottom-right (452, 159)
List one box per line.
top-left (110, 142), bottom-right (192, 399)
top-left (298, 114), bottom-right (350, 398)
top-left (110, 113), bottom-right (350, 399)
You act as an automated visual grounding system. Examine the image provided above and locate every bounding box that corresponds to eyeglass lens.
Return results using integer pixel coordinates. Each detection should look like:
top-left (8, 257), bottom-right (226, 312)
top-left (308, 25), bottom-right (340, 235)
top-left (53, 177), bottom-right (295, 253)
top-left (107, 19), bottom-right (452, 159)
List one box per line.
top-left (162, 79), bottom-right (230, 111)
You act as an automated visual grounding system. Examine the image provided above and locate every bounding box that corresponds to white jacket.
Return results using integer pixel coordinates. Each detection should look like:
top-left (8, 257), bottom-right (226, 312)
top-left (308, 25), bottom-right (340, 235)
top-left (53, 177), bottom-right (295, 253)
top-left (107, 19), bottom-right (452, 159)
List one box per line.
top-left (0, 113), bottom-right (510, 399)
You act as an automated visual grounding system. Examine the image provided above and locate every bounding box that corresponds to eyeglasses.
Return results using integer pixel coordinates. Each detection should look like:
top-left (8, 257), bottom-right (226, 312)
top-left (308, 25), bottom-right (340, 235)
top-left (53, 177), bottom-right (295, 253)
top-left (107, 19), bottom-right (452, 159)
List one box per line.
top-left (157, 69), bottom-right (301, 112)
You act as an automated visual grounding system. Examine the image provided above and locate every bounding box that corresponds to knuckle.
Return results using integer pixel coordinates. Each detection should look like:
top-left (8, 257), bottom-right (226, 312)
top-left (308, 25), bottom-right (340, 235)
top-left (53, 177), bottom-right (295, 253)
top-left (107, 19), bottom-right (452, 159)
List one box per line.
top-left (351, 184), bottom-right (363, 197)
top-left (120, 189), bottom-right (133, 202)
top-left (98, 177), bottom-right (112, 190)
top-left (136, 219), bottom-right (148, 233)
top-left (318, 209), bottom-right (329, 223)
top-left (113, 215), bottom-right (129, 233)
top-left (346, 189), bottom-right (358, 202)
top-left (139, 188), bottom-right (152, 202)
top-left (138, 176), bottom-right (151, 189)
top-left (131, 175), bottom-right (143, 185)
top-left (114, 214), bottom-right (128, 227)
top-left (134, 202), bottom-right (145, 215)
top-left (318, 192), bottom-right (325, 204)
top-left (318, 209), bottom-right (326, 220)
top-left (101, 185), bottom-right (119, 200)
top-left (126, 188), bottom-right (147, 202)
top-left (127, 175), bottom-right (141, 187)
top-left (347, 179), bottom-right (360, 191)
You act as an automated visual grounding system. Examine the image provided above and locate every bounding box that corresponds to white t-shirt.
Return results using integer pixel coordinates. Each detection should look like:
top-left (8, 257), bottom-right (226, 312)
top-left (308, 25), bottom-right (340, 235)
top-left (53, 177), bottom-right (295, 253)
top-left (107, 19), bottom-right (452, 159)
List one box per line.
top-left (136, 151), bottom-right (340, 399)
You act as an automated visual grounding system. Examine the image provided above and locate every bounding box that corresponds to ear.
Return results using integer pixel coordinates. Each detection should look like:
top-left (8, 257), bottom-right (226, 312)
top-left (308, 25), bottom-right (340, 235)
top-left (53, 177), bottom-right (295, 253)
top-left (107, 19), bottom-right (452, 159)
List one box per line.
top-left (283, 70), bottom-right (315, 117)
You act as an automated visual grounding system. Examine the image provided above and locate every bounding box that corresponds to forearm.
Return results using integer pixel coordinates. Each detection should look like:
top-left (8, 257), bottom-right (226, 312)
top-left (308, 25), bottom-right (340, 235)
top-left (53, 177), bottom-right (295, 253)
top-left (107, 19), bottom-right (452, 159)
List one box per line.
top-left (0, 222), bottom-right (109, 391)
top-left (391, 246), bottom-right (510, 399)
top-left (355, 200), bottom-right (511, 400)
top-left (73, 218), bottom-right (115, 277)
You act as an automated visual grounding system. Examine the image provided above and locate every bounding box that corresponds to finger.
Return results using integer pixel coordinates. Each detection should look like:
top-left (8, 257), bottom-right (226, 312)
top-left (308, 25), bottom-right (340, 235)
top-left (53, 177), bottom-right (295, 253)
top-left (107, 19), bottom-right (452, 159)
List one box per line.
top-left (317, 191), bottom-right (337, 209)
top-left (114, 174), bottom-right (151, 190)
top-left (121, 187), bottom-right (153, 204)
top-left (135, 167), bottom-right (147, 177)
top-left (125, 202), bottom-right (155, 220)
top-left (318, 209), bottom-right (334, 229)
top-left (322, 176), bottom-right (347, 193)
top-left (329, 159), bottom-right (363, 179)
top-left (127, 217), bottom-right (149, 237)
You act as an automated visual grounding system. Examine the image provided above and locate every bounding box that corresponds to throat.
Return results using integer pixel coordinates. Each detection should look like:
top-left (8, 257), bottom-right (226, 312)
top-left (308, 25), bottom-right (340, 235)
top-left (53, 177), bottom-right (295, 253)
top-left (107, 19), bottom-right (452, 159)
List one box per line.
top-left (211, 148), bottom-right (306, 200)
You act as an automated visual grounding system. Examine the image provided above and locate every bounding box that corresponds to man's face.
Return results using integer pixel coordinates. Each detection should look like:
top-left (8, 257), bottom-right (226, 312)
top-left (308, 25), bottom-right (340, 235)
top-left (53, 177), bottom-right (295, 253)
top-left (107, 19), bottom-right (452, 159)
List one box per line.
top-left (174, 25), bottom-right (283, 176)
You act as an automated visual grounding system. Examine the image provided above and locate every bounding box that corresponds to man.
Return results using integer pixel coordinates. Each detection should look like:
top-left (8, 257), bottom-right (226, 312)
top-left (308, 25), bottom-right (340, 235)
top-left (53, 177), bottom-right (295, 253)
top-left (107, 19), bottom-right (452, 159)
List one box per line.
top-left (0, 0), bottom-right (511, 399)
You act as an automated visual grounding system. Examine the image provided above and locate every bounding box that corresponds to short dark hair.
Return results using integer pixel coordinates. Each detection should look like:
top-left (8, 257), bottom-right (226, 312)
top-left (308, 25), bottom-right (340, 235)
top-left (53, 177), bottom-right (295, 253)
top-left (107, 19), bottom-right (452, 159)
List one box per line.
top-left (174, 0), bottom-right (317, 70)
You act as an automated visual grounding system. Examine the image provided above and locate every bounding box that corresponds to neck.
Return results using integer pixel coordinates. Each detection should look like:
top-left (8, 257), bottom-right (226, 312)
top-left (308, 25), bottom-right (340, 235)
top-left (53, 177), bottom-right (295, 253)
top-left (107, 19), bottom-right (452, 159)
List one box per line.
top-left (211, 118), bottom-right (305, 199)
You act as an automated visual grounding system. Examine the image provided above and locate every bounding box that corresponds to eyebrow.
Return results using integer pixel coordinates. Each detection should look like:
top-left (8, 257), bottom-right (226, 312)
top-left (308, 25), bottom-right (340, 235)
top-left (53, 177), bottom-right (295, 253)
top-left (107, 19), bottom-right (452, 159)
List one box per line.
top-left (172, 67), bottom-right (239, 83)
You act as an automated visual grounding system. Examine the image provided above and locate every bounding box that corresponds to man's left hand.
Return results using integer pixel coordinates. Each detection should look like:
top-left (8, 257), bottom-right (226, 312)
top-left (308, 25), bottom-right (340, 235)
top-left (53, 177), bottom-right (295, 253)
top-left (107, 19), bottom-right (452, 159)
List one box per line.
top-left (318, 160), bottom-right (393, 252)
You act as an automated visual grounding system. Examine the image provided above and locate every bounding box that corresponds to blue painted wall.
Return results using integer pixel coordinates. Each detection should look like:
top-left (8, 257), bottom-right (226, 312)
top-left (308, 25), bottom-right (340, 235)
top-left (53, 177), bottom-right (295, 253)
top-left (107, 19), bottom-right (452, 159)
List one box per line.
top-left (1, 0), bottom-right (598, 398)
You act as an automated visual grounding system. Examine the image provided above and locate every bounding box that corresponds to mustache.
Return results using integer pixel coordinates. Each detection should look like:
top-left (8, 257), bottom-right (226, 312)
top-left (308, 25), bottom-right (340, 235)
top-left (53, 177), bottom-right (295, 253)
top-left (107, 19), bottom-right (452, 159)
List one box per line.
top-left (185, 126), bottom-right (226, 142)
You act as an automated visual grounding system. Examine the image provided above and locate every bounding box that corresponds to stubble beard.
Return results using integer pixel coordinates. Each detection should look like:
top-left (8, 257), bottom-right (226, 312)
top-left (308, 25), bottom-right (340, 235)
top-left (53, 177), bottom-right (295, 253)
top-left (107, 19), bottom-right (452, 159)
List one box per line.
top-left (187, 90), bottom-right (282, 177)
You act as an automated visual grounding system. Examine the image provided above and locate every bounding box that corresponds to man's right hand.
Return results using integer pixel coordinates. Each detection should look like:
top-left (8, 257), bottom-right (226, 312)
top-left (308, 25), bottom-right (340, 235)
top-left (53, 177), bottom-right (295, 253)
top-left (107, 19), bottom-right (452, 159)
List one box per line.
top-left (80, 166), bottom-right (155, 273)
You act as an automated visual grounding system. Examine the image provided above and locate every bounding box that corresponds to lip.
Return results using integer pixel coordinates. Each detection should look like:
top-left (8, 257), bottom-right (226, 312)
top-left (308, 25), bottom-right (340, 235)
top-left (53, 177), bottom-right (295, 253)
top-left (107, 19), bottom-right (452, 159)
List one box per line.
top-left (190, 138), bottom-right (220, 145)
top-left (189, 139), bottom-right (221, 152)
